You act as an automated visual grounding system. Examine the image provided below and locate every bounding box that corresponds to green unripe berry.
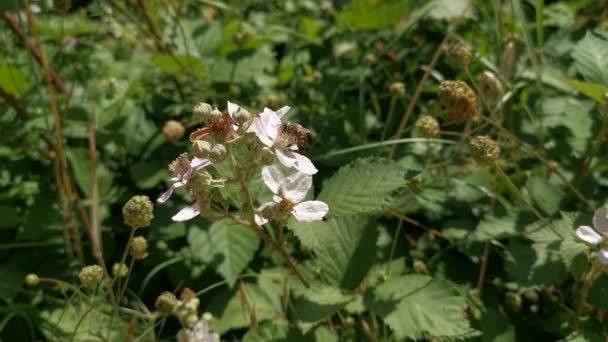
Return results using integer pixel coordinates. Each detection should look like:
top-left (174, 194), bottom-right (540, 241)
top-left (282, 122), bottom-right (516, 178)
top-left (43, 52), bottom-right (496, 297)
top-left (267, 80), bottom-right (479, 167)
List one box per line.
top-left (469, 135), bottom-right (500, 167)
top-left (155, 291), bottom-right (178, 315)
top-left (192, 140), bottom-right (212, 159)
top-left (112, 263), bottom-right (129, 278)
top-left (79, 265), bottom-right (104, 289)
top-left (25, 273), bottom-right (40, 286)
top-left (122, 195), bottom-right (154, 229)
top-left (130, 236), bottom-right (149, 260)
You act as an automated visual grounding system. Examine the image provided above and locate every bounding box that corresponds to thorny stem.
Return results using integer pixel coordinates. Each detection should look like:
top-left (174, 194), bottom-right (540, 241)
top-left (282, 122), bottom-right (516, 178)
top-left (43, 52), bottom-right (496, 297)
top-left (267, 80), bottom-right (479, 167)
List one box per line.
top-left (479, 114), bottom-right (591, 209)
top-left (387, 7), bottom-right (471, 160)
top-left (476, 241), bottom-right (491, 297)
top-left (493, 163), bottom-right (563, 239)
top-left (22, 2), bottom-right (84, 262)
top-left (225, 144), bottom-right (310, 287)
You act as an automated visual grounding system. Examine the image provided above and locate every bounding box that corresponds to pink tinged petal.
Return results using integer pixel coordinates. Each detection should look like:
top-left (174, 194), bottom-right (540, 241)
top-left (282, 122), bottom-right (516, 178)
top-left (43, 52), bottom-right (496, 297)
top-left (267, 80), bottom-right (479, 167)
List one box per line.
top-left (275, 106), bottom-right (291, 118)
top-left (593, 206), bottom-right (608, 233)
top-left (598, 249), bottom-right (608, 265)
top-left (261, 166), bottom-right (285, 194)
top-left (172, 202), bottom-right (201, 221)
top-left (576, 225), bottom-right (603, 245)
top-left (282, 171), bottom-right (312, 203)
top-left (292, 201), bottom-right (329, 222)
top-left (227, 101), bottom-right (240, 117)
top-left (191, 158), bottom-right (212, 171)
top-left (157, 186), bottom-right (175, 203)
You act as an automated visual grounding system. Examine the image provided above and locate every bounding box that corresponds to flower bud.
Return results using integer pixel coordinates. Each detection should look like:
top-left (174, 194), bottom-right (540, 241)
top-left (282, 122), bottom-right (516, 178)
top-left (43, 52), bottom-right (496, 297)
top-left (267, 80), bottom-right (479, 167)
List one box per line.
top-left (192, 140), bottom-right (213, 159)
top-left (437, 80), bottom-right (478, 123)
top-left (446, 43), bottom-right (473, 70)
top-left (79, 265), bottom-right (104, 289)
top-left (500, 39), bottom-right (517, 80)
top-left (202, 312), bottom-right (213, 322)
top-left (162, 120), bottom-right (185, 143)
top-left (469, 135), bottom-right (500, 167)
top-left (122, 195), bottom-right (154, 229)
top-left (25, 273), bottom-right (40, 286)
top-left (415, 115), bottom-right (440, 138)
top-left (364, 53), bottom-right (377, 65)
top-left (130, 236), bottom-right (149, 260)
top-left (479, 71), bottom-right (504, 108)
top-left (53, 0), bottom-right (71, 13)
top-left (259, 147), bottom-right (275, 166)
top-left (209, 144), bottom-right (227, 163)
top-left (232, 108), bottom-right (252, 126)
top-left (112, 263), bottom-right (129, 278)
top-left (155, 291), bottom-right (178, 315)
top-left (265, 94), bottom-right (280, 109)
top-left (193, 102), bottom-right (213, 123)
top-left (504, 292), bottom-right (522, 313)
top-left (413, 260), bottom-right (429, 274)
top-left (388, 82), bottom-right (405, 97)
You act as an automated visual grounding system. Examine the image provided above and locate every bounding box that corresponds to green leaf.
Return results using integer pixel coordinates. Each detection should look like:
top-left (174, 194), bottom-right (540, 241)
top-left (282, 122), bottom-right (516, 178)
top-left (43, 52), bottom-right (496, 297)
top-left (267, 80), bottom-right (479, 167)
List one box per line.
top-left (66, 148), bottom-right (114, 198)
top-left (337, 0), bottom-right (409, 31)
top-left (0, 204), bottom-right (19, 228)
top-left (152, 54), bottom-right (208, 78)
top-left (542, 96), bottom-right (594, 154)
top-left (293, 285), bottom-right (353, 323)
top-left (129, 159), bottom-right (169, 189)
top-left (317, 158), bottom-right (406, 217)
top-left (526, 171), bottom-right (565, 216)
top-left (472, 211), bottom-right (525, 241)
top-left (561, 78), bottom-right (608, 103)
top-left (210, 47), bottom-right (276, 86)
top-left (0, 62), bottom-right (31, 96)
top-left (365, 274), bottom-right (473, 340)
top-left (40, 303), bottom-right (130, 341)
top-left (571, 31), bottom-right (608, 86)
top-left (427, 0), bottom-right (474, 20)
top-left (505, 240), bottom-right (567, 286)
top-left (206, 219), bottom-right (260, 287)
top-left (289, 215), bottom-right (377, 290)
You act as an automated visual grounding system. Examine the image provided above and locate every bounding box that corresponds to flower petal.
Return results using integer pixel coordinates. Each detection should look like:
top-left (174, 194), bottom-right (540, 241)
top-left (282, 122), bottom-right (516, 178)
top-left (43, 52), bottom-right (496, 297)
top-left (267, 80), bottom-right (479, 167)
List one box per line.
top-left (594, 206), bottom-right (608, 233)
top-left (292, 151), bottom-right (318, 175)
top-left (292, 201), bottom-right (329, 222)
top-left (172, 202), bottom-right (201, 221)
top-left (191, 157), bottom-right (212, 171)
top-left (576, 225), bottom-right (603, 245)
top-left (227, 101), bottom-right (240, 117)
top-left (599, 249), bottom-right (608, 265)
top-left (255, 214), bottom-right (269, 226)
top-left (275, 106), bottom-right (291, 118)
top-left (282, 171), bottom-right (312, 203)
top-left (247, 117), bottom-right (275, 147)
top-left (261, 166), bottom-right (285, 194)
top-left (157, 185), bottom-right (175, 203)
top-left (276, 149), bottom-right (297, 169)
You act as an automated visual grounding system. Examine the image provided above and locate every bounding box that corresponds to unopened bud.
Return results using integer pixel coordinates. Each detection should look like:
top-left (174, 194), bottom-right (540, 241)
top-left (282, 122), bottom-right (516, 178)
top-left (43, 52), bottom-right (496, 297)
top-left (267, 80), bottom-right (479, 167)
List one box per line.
top-left (79, 265), bottom-right (104, 289)
top-left (413, 260), bottom-right (429, 274)
top-left (232, 108), bottom-right (252, 126)
top-left (364, 53), bottom-right (377, 65)
top-left (479, 71), bottom-right (504, 108)
top-left (25, 273), bottom-right (40, 286)
top-left (112, 263), bottom-right (129, 278)
top-left (202, 312), bottom-right (213, 322)
top-left (192, 140), bottom-right (212, 159)
top-left (265, 94), bottom-right (280, 109)
top-left (259, 147), bottom-right (275, 165)
top-left (500, 39), bottom-right (517, 80)
top-left (469, 135), bottom-right (500, 167)
top-left (415, 115), bottom-right (440, 138)
top-left (446, 43), bottom-right (473, 70)
top-left (437, 80), bottom-right (478, 123)
top-left (388, 82), bottom-right (405, 97)
top-left (53, 0), bottom-right (70, 13)
top-left (162, 120), bottom-right (185, 143)
top-left (193, 102), bottom-right (213, 123)
top-left (130, 236), bottom-right (149, 260)
top-left (122, 195), bottom-right (154, 229)
top-left (208, 144), bottom-right (227, 163)
top-left (505, 292), bottom-right (522, 313)
top-left (155, 291), bottom-right (178, 315)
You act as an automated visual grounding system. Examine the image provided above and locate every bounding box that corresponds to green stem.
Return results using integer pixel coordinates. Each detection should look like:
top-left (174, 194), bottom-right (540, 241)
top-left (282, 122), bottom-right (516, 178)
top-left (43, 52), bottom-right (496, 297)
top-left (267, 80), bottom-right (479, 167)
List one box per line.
top-left (381, 95), bottom-right (398, 141)
top-left (386, 220), bottom-right (403, 275)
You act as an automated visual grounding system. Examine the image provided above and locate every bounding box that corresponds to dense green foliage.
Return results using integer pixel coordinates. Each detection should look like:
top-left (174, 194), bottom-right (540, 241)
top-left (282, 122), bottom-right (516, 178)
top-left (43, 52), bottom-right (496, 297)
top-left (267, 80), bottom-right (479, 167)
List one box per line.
top-left (2, 0), bottom-right (608, 340)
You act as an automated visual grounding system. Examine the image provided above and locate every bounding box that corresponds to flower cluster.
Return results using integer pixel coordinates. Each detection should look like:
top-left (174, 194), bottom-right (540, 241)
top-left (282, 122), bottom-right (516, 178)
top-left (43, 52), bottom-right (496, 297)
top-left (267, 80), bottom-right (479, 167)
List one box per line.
top-left (576, 206), bottom-right (608, 264)
top-left (157, 101), bottom-right (328, 225)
